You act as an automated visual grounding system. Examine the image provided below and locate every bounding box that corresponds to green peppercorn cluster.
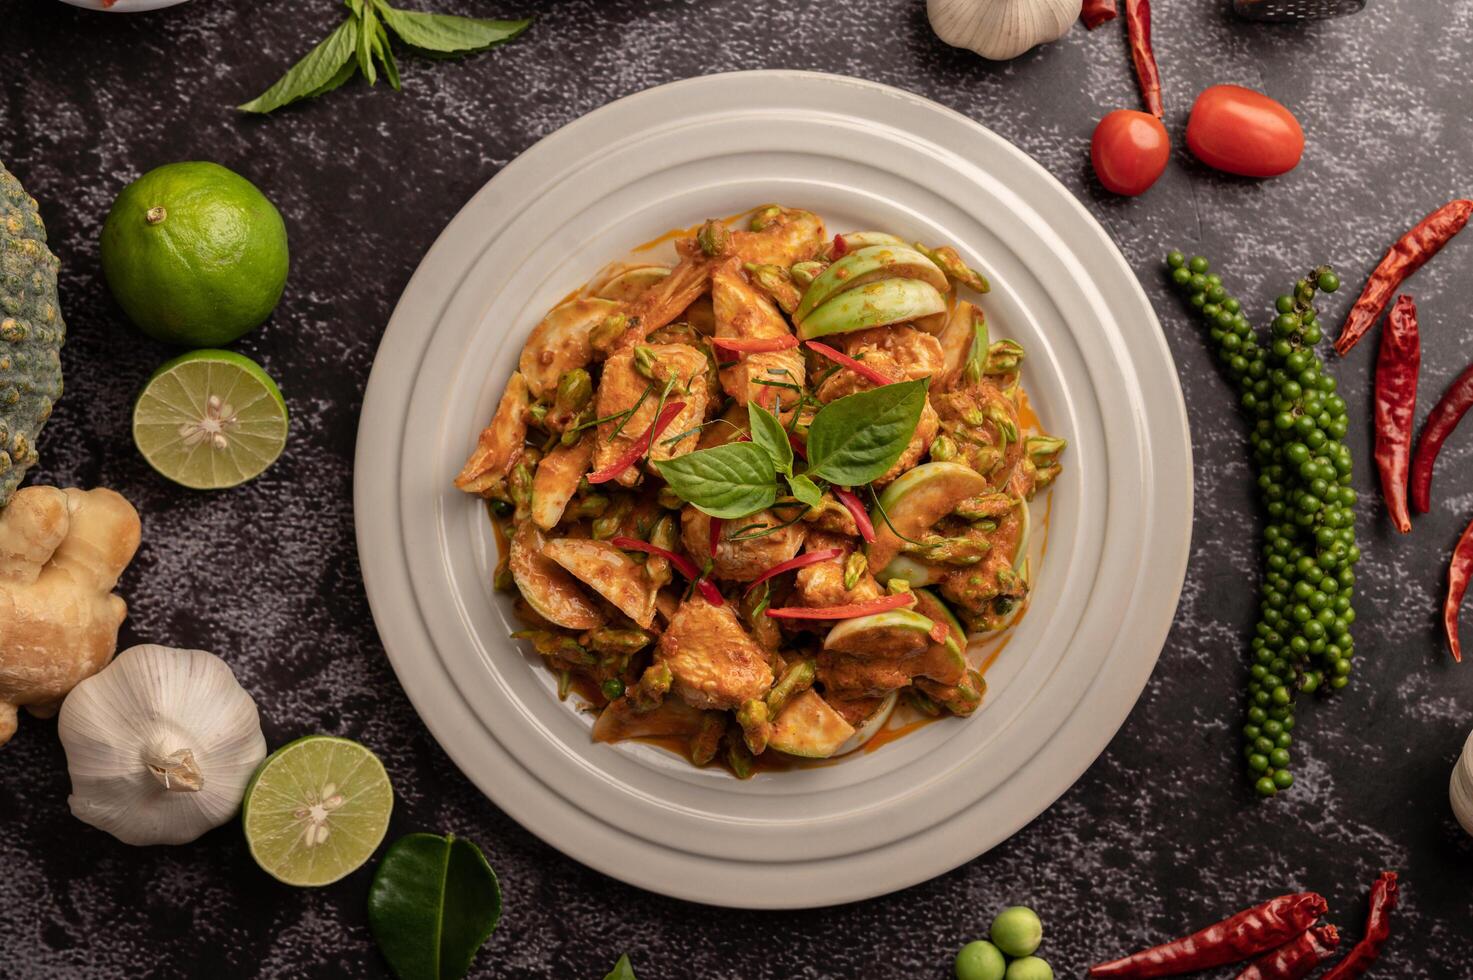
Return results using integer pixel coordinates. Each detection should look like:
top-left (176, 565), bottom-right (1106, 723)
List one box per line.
top-left (1166, 252), bottom-right (1359, 798)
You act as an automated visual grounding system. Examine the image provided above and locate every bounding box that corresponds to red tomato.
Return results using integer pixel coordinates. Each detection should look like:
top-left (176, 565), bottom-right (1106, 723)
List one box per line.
top-left (1186, 85), bottom-right (1304, 178)
top-left (1090, 110), bottom-right (1171, 196)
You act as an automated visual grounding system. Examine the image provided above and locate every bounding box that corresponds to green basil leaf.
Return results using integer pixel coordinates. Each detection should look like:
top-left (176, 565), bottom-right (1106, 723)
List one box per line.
top-left (304, 58), bottom-right (358, 100)
top-left (654, 443), bottom-right (778, 519)
top-left (357, 3), bottom-right (380, 85)
top-left (377, 4), bottom-right (531, 54)
top-left (806, 379), bottom-right (927, 487)
top-left (374, 18), bottom-right (402, 91)
top-left (603, 955), bottom-right (638, 980)
top-left (368, 833), bottom-right (502, 980)
top-left (788, 473), bottom-right (823, 507)
top-left (748, 401), bottom-right (792, 477)
top-left (237, 16), bottom-right (359, 114)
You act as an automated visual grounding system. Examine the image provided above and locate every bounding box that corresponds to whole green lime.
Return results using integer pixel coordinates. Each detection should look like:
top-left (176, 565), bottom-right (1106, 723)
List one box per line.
top-left (100, 161), bottom-right (288, 346)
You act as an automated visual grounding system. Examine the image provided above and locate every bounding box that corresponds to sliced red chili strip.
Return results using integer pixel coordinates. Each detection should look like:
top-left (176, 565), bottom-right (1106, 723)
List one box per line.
top-left (587, 400), bottom-right (686, 484)
top-left (831, 233), bottom-right (849, 258)
top-left (1373, 295), bottom-right (1420, 533)
top-left (1321, 872), bottom-right (1398, 980)
top-left (833, 487), bottom-right (876, 543)
top-left (708, 517), bottom-right (723, 559)
top-left (1125, 0), bottom-right (1163, 118)
top-left (744, 548), bottom-right (843, 596)
top-left (1081, 0), bottom-right (1118, 28)
top-left (710, 335), bottom-right (800, 353)
top-left (805, 340), bottom-right (895, 387)
top-left (1089, 892), bottom-right (1328, 978)
top-left (766, 593), bottom-right (915, 620)
top-left (1234, 925), bottom-right (1339, 980)
top-left (788, 432), bottom-right (808, 460)
top-left (1410, 361), bottom-right (1473, 514)
top-left (1445, 517), bottom-right (1473, 663)
top-left (611, 535), bottom-right (724, 607)
top-left (1335, 199), bottom-right (1473, 356)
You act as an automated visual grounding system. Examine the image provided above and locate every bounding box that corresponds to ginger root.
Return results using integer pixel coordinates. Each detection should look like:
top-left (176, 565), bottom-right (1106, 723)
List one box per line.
top-left (0, 487), bottom-right (141, 746)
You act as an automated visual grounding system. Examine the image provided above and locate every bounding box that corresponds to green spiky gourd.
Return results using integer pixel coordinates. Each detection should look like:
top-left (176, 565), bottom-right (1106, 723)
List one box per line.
top-left (0, 162), bottom-right (64, 507)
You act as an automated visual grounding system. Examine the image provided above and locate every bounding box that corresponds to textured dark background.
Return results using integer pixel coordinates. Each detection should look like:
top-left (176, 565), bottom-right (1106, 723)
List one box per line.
top-left (2, 0), bottom-right (1472, 977)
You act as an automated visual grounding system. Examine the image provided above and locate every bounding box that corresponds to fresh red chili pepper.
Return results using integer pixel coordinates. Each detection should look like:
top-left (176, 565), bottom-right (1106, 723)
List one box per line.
top-left (788, 432), bottom-right (808, 460)
top-left (708, 517), bottom-right (723, 559)
top-left (1410, 361), bottom-right (1473, 514)
top-left (831, 233), bottom-right (849, 258)
top-left (805, 340), bottom-right (895, 388)
top-left (1373, 295), bottom-right (1420, 533)
top-left (766, 593), bottom-right (915, 620)
top-left (833, 487), bottom-right (876, 543)
top-left (610, 535), bottom-right (724, 606)
top-left (1334, 199), bottom-right (1473, 356)
top-left (1234, 926), bottom-right (1339, 980)
top-left (1445, 517), bottom-right (1473, 664)
top-left (588, 400), bottom-right (686, 484)
top-left (710, 335), bottom-right (800, 353)
top-left (1081, 0), bottom-right (1118, 28)
top-left (744, 548), bottom-right (843, 596)
top-left (1124, 0), bottom-right (1164, 118)
top-left (1321, 872), bottom-right (1399, 980)
top-left (1089, 892), bottom-right (1329, 978)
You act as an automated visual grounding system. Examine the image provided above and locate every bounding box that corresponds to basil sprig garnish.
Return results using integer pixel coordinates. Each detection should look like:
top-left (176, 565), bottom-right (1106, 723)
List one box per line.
top-left (239, 0), bottom-right (530, 114)
top-left (656, 379), bottom-right (927, 518)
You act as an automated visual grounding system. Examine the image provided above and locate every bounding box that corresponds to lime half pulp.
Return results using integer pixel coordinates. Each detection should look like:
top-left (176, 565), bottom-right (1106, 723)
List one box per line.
top-left (133, 349), bottom-right (288, 489)
top-left (242, 735), bottom-right (393, 887)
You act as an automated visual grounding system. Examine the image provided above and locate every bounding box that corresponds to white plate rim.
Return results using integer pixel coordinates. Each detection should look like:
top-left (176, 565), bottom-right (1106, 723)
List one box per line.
top-left (354, 70), bottom-right (1193, 908)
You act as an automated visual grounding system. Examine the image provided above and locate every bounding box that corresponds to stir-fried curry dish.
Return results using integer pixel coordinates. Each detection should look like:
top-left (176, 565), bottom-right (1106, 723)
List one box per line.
top-left (455, 206), bottom-right (1065, 776)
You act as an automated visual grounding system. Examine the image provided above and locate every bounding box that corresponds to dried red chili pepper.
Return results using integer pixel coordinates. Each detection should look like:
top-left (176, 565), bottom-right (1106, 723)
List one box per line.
top-left (587, 400), bottom-right (687, 484)
top-left (766, 593), bottom-right (915, 620)
top-left (833, 487), bottom-right (876, 543)
top-left (1445, 517), bottom-right (1473, 664)
top-left (1373, 295), bottom-right (1420, 533)
top-left (1089, 892), bottom-right (1329, 978)
top-left (1334, 199), bottom-right (1473, 356)
top-left (1321, 872), bottom-right (1399, 980)
top-left (610, 535), bottom-right (724, 606)
top-left (805, 340), bottom-right (895, 387)
top-left (1124, 0), bottom-right (1163, 118)
top-left (1082, 0), bottom-right (1118, 28)
top-left (1410, 361), bottom-right (1473, 514)
top-left (1234, 926), bottom-right (1339, 980)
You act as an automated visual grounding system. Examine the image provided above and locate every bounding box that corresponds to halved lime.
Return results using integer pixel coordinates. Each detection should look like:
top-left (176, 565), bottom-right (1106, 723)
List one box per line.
top-left (133, 349), bottom-right (288, 489)
top-left (241, 735), bottom-right (393, 887)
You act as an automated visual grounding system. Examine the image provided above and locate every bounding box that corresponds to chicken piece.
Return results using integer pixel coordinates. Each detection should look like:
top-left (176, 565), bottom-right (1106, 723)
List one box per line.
top-left (455, 372), bottom-right (530, 495)
top-left (817, 653), bottom-right (917, 699)
top-left (711, 260), bottom-right (804, 410)
top-left (682, 506), bottom-right (805, 583)
top-left (656, 597), bottom-right (774, 711)
top-left (876, 401), bottom-right (939, 487)
top-left (844, 326), bottom-right (946, 383)
top-left (800, 495), bottom-right (860, 536)
top-left (531, 438), bottom-right (594, 530)
top-left (731, 207), bottom-right (826, 268)
top-left (594, 343), bottom-right (710, 488)
top-left (697, 400), bottom-right (749, 450)
top-left (793, 532), bottom-right (880, 608)
top-left (615, 241), bottom-right (714, 348)
top-left (517, 298), bottom-right (620, 400)
top-left (932, 377), bottom-right (1026, 489)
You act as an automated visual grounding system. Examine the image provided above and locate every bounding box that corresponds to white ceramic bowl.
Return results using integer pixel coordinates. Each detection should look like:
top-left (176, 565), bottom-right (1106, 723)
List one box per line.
top-left (354, 70), bottom-right (1193, 908)
top-left (57, 0), bottom-right (191, 11)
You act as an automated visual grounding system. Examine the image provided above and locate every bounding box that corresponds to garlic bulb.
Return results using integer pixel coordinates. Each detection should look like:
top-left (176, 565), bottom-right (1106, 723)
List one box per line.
top-left (58, 644), bottom-right (267, 845)
top-left (928, 0), bottom-right (1083, 61)
top-left (1452, 726), bottom-right (1473, 837)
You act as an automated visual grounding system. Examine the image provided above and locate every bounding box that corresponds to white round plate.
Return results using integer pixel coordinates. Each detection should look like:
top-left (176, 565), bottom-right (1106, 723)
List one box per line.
top-left (57, 0), bottom-right (191, 11)
top-left (355, 70), bottom-right (1192, 909)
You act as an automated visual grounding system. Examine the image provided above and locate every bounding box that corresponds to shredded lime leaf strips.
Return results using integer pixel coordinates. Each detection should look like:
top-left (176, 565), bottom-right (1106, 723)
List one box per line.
top-left (238, 0), bottom-right (531, 114)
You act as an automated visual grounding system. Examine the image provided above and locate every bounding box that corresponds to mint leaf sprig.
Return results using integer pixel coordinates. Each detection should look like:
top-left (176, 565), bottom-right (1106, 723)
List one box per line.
top-left (654, 379), bottom-right (927, 520)
top-left (239, 0), bottom-right (530, 114)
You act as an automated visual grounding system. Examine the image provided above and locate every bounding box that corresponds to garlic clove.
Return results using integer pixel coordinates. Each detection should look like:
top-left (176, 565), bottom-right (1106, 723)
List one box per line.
top-left (58, 644), bottom-right (267, 846)
top-left (928, 0), bottom-right (1084, 61)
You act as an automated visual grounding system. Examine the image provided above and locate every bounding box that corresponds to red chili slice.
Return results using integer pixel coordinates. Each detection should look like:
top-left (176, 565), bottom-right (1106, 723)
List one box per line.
top-left (611, 535), bottom-right (724, 606)
top-left (710, 335), bottom-right (800, 353)
top-left (587, 400), bottom-right (686, 485)
top-left (744, 548), bottom-right (843, 596)
top-left (708, 517), bottom-right (723, 559)
top-left (805, 340), bottom-right (895, 388)
top-left (833, 487), bottom-right (876, 543)
top-left (766, 593), bottom-right (916, 620)
top-left (787, 432), bottom-right (808, 460)
top-left (831, 233), bottom-right (849, 258)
